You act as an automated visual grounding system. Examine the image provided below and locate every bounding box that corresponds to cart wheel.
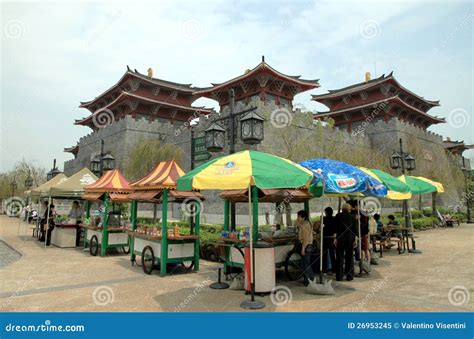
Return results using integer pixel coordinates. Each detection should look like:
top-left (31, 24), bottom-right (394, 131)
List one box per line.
top-left (141, 246), bottom-right (154, 275)
top-left (89, 235), bottom-right (99, 256)
top-left (181, 261), bottom-right (194, 271)
top-left (285, 250), bottom-right (304, 281)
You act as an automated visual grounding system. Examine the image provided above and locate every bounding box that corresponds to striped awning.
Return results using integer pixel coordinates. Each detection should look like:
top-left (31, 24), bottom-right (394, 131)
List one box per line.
top-left (128, 189), bottom-right (204, 202)
top-left (131, 160), bottom-right (186, 190)
top-left (85, 169), bottom-right (131, 192)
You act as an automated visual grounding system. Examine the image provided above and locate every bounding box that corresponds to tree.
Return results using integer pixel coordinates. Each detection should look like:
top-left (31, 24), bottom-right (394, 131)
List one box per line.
top-left (124, 138), bottom-right (185, 181)
top-left (0, 160), bottom-right (46, 199)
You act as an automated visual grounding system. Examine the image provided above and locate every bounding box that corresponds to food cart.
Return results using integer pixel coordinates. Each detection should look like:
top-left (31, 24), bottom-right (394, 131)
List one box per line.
top-left (82, 169), bottom-right (131, 256)
top-left (218, 188), bottom-right (313, 281)
top-left (127, 160), bottom-right (203, 276)
top-left (47, 168), bottom-right (98, 248)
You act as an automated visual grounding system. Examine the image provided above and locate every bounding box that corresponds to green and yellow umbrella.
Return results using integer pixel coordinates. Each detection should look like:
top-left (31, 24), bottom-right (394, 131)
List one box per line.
top-left (399, 175), bottom-right (444, 195)
top-left (359, 167), bottom-right (412, 200)
top-left (177, 150), bottom-right (313, 191)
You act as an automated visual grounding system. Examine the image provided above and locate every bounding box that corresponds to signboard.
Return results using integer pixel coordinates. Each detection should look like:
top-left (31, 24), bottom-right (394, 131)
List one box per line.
top-left (192, 137), bottom-right (212, 163)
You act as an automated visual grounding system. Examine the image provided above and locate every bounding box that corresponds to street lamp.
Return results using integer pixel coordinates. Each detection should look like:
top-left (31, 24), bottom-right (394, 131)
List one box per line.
top-left (90, 155), bottom-right (101, 175)
top-left (24, 171), bottom-right (34, 189)
top-left (90, 140), bottom-right (115, 176)
top-left (46, 159), bottom-right (62, 181)
top-left (240, 111), bottom-right (264, 145)
top-left (203, 89), bottom-right (264, 233)
top-left (390, 138), bottom-right (420, 253)
top-left (205, 123), bottom-right (226, 152)
top-left (101, 153), bottom-right (115, 171)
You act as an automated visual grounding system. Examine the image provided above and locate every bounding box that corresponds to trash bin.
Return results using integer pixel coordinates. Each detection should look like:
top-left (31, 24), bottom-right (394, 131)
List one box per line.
top-left (244, 242), bottom-right (275, 294)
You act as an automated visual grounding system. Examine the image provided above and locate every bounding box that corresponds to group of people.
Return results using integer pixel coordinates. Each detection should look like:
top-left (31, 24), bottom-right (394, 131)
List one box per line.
top-left (37, 200), bottom-right (83, 246)
top-left (295, 201), bottom-right (403, 285)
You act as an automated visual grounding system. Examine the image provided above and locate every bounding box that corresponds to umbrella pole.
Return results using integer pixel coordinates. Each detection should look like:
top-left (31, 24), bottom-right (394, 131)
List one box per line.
top-left (240, 185), bottom-right (265, 310)
top-left (407, 201), bottom-right (422, 254)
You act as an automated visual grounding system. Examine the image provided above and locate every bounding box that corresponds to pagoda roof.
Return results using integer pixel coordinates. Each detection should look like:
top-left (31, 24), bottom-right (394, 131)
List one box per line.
top-left (443, 139), bottom-right (474, 152)
top-left (314, 96), bottom-right (445, 125)
top-left (194, 58), bottom-right (320, 97)
top-left (80, 66), bottom-right (198, 109)
top-left (312, 72), bottom-right (440, 107)
top-left (64, 144), bottom-right (79, 155)
top-left (75, 91), bottom-right (213, 126)
top-left (84, 169), bottom-right (131, 193)
top-left (131, 160), bottom-right (186, 190)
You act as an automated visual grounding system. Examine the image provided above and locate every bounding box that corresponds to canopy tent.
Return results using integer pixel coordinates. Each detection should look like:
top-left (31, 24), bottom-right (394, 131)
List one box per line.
top-left (359, 167), bottom-right (412, 200)
top-left (129, 160), bottom-right (203, 202)
top-left (299, 158), bottom-right (387, 198)
top-left (83, 169), bottom-right (131, 202)
top-left (48, 168), bottom-right (98, 198)
top-left (29, 173), bottom-right (68, 198)
top-left (82, 169), bottom-right (131, 257)
top-left (128, 160), bottom-right (203, 275)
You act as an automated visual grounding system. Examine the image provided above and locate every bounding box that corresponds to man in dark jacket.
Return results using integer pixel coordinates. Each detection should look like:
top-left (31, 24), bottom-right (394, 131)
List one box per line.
top-left (322, 207), bottom-right (337, 274)
top-left (335, 203), bottom-right (357, 281)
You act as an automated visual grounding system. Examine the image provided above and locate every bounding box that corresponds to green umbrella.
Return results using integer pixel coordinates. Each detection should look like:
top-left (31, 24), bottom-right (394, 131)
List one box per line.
top-left (359, 167), bottom-right (412, 200)
top-left (399, 175), bottom-right (438, 195)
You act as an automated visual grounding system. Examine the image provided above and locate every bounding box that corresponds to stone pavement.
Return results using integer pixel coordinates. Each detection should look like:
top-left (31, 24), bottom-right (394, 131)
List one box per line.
top-left (0, 215), bottom-right (472, 312)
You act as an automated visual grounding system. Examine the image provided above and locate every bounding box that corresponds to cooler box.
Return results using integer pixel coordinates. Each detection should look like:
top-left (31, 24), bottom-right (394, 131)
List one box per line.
top-left (244, 242), bottom-right (275, 293)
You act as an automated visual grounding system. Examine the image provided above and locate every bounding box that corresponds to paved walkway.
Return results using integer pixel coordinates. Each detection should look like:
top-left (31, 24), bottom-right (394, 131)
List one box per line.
top-left (0, 216), bottom-right (472, 312)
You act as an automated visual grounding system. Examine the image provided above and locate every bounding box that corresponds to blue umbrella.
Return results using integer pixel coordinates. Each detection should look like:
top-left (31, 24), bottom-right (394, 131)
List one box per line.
top-left (299, 158), bottom-right (387, 197)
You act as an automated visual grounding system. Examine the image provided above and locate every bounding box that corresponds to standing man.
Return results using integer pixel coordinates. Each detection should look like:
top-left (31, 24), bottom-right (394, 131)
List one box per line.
top-left (323, 207), bottom-right (337, 274)
top-left (68, 200), bottom-right (83, 247)
top-left (335, 203), bottom-right (357, 281)
top-left (296, 210), bottom-right (314, 286)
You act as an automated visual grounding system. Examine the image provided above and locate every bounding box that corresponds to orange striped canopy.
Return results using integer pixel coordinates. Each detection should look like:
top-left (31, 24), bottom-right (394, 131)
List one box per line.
top-left (131, 160), bottom-right (185, 190)
top-left (85, 169), bottom-right (131, 192)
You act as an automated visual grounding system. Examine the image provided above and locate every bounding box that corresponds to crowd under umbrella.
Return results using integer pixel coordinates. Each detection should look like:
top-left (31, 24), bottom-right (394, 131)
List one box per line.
top-left (177, 150), bottom-right (314, 309)
top-left (299, 158), bottom-right (387, 283)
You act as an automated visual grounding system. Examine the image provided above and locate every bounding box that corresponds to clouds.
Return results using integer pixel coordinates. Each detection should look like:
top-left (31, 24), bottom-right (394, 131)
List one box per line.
top-left (1, 0), bottom-right (472, 171)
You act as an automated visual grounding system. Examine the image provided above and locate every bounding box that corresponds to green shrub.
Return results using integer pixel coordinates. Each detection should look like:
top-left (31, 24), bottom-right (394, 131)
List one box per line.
top-left (410, 209), bottom-right (424, 219)
top-left (412, 216), bottom-right (439, 230)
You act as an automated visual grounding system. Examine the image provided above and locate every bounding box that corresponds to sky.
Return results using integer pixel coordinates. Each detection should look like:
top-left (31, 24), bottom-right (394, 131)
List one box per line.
top-left (1, 0), bottom-right (473, 172)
